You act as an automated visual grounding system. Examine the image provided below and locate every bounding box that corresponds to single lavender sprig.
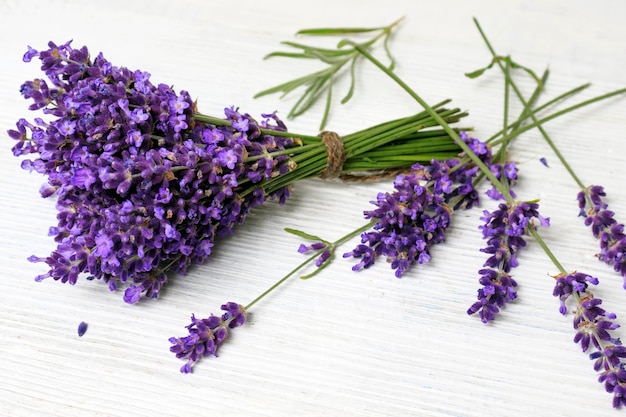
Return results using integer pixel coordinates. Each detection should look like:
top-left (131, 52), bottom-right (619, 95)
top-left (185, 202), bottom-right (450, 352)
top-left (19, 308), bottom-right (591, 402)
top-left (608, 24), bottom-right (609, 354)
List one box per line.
top-left (170, 221), bottom-right (372, 372)
top-left (340, 170), bottom-right (451, 276)
top-left (552, 272), bottom-right (626, 408)
top-left (9, 40), bottom-right (467, 303)
top-left (467, 201), bottom-right (550, 322)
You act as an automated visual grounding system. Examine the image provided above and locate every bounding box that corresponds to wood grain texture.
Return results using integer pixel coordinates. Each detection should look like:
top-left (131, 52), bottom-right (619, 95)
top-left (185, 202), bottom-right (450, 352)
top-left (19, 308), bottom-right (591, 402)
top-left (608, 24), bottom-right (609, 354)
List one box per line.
top-left (1, 0), bottom-right (626, 415)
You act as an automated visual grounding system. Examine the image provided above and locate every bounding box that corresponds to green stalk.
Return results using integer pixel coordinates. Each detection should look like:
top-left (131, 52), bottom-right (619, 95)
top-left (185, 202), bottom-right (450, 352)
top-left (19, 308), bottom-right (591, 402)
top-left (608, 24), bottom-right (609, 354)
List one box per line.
top-left (245, 221), bottom-right (375, 310)
top-left (472, 17), bottom-right (626, 191)
top-left (502, 58), bottom-right (511, 142)
top-left (490, 68), bottom-right (549, 165)
top-left (494, 58), bottom-right (512, 191)
top-left (528, 228), bottom-right (566, 273)
top-left (502, 88), bottom-right (626, 140)
top-left (485, 78), bottom-right (591, 144)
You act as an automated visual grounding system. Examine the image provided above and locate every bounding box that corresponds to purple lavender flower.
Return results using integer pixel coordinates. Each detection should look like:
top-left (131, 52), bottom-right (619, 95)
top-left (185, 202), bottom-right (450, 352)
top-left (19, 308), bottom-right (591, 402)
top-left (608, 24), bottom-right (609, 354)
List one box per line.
top-left (411, 131), bottom-right (518, 210)
top-left (410, 132), bottom-right (485, 210)
top-left (343, 169), bottom-right (451, 277)
top-left (552, 271), bottom-right (626, 408)
top-left (456, 131), bottom-right (517, 202)
top-left (77, 321), bottom-right (88, 337)
top-left (169, 302), bottom-right (246, 373)
top-left (552, 272), bottom-right (599, 315)
top-left (466, 268), bottom-right (518, 323)
top-left (9, 41), bottom-right (295, 302)
top-left (485, 161), bottom-right (518, 201)
top-left (297, 241), bottom-right (332, 268)
top-left (467, 201), bottom-right (549, 323)
top-left (298, 241), bottom-right (327, 254)
top-left (577, 185), bottom-right (626, 288)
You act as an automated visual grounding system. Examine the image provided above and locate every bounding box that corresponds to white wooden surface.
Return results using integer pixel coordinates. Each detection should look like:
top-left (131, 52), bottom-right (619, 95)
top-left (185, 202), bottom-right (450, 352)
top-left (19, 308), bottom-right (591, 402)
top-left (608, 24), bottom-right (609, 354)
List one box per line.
top-left (2, 0), bottom-right (626, 415)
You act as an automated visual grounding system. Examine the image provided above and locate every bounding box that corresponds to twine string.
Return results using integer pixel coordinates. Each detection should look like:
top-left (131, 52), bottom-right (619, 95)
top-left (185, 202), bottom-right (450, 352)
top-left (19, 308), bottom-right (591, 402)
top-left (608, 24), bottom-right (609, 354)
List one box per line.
top-left (319, 131), bottom-right (346, 179)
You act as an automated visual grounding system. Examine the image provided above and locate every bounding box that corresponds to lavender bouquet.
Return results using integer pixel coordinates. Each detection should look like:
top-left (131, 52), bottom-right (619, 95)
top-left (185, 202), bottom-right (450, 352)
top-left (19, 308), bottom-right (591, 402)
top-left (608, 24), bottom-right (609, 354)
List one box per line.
top-left (9, 39), bottom-right (466, 303)
top-left (13, 16), bottom-right (626, 411)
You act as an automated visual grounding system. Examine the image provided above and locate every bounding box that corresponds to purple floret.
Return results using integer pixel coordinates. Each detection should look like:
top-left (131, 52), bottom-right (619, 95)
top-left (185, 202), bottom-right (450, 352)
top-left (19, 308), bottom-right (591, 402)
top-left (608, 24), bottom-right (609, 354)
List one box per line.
top-left (169, 302), bottom-right (246, 373)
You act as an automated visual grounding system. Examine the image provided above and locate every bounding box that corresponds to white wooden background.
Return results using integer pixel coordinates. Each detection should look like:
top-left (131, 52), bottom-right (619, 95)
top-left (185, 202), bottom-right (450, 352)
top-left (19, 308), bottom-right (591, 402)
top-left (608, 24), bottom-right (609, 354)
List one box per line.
top-left (2, 0), bottom-right (626, 416)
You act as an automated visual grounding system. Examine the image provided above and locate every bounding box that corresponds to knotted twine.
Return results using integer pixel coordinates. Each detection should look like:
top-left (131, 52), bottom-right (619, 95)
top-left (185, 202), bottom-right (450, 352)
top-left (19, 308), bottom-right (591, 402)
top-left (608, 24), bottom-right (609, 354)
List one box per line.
top-left (318, 130), bottom-right (409, 182)
top-left (319, 130), bottom-right (346, 180)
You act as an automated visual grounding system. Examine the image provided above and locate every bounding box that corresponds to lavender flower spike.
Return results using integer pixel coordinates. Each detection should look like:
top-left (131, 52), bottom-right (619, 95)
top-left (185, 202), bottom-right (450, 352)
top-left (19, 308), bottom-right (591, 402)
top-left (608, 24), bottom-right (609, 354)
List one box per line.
top-left (468, 201), bottom-right (549, 323)
top-left (343, 169), bottom-right (451, 277)
top-left (552, 272), bottom-right (626, 408)
top-left (169, 302), bottom-right (246, 373)
top-left (577, 185), bottom-right (626, 288)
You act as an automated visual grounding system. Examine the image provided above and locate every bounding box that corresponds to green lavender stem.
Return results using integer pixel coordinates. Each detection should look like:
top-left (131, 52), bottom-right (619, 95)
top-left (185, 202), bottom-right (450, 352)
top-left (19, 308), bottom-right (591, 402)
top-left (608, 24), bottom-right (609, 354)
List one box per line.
top-left (528, 227), bottom-right (566, 273)
top-left (245, 221), bottom-right (375, 310)
top-left (473, 18), bottom-right (588, 190)
top-left (485, 78), bottom-right (590, 145)
top-left (473, 17), bottom-right (626, 192)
